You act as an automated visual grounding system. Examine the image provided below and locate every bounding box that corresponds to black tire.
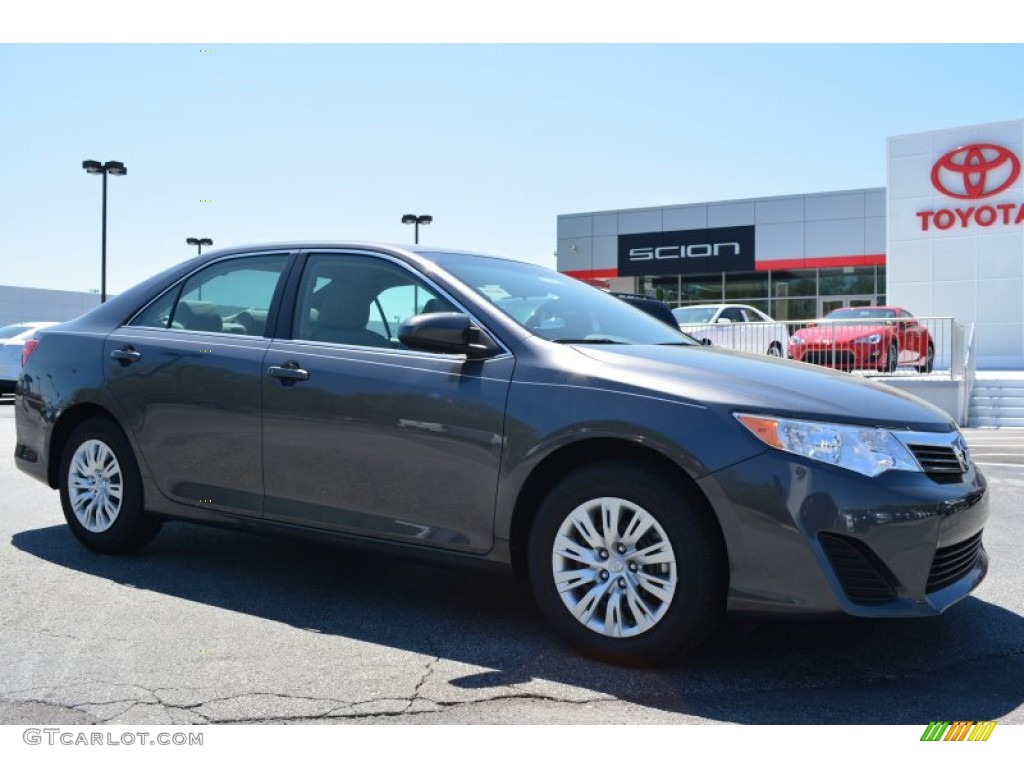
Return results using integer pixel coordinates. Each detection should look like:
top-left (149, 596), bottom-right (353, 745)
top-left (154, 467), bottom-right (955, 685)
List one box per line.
top-left (767, 342), bottom-right (783, 357)
top-left (879, 341), bottom-right (898, 373)
top-left (915, 342), bottom-right (935, 374)
top-left (58, 417), bottom-right (161, 554)
top-left (527, 461), bottom-right (726, 665)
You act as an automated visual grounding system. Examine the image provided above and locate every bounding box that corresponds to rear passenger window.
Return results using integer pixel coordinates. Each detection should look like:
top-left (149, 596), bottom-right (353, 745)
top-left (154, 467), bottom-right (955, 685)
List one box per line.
top-left (130, 254), bottom-right (289, 335)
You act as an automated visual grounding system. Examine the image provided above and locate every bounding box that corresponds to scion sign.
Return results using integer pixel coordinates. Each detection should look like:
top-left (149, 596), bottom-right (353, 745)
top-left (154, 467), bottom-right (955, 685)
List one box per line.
top-left (618, 225), bottom-right (755, 277)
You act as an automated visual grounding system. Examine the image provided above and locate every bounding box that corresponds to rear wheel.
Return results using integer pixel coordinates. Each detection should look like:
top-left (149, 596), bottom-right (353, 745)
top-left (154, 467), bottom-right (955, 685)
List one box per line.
top-left (59, 417), bottom-right (161, 554)
top-left (767, 342), bottom-right (783, 357)
top-left (915, 342), bottom-right (935, 374)
top-left (527, 461), bottom-right (726, 664)
top-left (878, 341), bottom-right (898, 373)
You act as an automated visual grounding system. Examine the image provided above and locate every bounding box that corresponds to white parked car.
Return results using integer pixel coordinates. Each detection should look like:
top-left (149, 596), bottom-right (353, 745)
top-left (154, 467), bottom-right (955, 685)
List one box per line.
top-left (671, 304), bottom-right (790, 357)
top-left (0, 322), bottom-right (59, 393)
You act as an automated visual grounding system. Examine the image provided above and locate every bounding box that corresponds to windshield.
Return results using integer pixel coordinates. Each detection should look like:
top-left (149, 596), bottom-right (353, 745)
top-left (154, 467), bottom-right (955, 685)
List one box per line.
top-left (426, 253), bottom-right (696, 345)
top-left (672, 307), bottom-right (718, 324)
top-left (826, 308), bottom-right (897, 321)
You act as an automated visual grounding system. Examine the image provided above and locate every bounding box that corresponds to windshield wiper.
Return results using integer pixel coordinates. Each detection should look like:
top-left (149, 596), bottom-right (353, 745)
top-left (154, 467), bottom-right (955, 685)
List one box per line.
top-left (553, 338), bottom-right (626, 344)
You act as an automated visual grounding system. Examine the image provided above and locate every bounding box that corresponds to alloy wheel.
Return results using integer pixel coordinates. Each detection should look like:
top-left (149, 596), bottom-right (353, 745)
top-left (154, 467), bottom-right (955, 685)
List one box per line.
top-left (67, 439), bottom-right (124, 533)
top-left (551, 497), bottom-right (678, 638)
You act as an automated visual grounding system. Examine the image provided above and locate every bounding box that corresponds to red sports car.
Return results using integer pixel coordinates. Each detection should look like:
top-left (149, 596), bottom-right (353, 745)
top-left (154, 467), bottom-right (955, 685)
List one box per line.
top-left (789, 306), bottom-right (934, 373)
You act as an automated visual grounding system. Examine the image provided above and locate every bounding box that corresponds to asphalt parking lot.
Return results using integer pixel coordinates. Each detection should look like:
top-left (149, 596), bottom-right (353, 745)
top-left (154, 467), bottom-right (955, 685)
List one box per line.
top-left (0, 397), bottom-right (1022, 725)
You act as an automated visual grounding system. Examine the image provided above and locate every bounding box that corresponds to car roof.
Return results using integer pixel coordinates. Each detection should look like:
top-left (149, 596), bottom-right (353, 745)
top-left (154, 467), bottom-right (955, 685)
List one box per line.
top-left (673, 303), bottom-right (754, 310)
top-left (193, 241), bottom-right (518, 264)
top-left (827, 305), bottom-right (903, 311)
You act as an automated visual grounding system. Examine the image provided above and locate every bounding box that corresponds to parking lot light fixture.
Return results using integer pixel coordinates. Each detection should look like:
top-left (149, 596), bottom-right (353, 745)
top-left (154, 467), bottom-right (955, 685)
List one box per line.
top-left (186, 237), bottom-right (213, 255)
top-left (82, 159), bottom-right (128, 303)
top-left (401, 213), bottom-right (432, 244)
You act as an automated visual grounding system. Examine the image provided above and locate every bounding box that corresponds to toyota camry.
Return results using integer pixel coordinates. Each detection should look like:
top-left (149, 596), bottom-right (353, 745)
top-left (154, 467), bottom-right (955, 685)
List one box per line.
top-left (13, 243), bottom-right (988, 663)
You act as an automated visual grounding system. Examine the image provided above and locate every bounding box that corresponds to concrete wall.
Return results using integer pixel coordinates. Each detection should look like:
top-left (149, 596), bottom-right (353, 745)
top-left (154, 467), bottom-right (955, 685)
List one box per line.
top-left (0, 285), bottom-right (101, 327)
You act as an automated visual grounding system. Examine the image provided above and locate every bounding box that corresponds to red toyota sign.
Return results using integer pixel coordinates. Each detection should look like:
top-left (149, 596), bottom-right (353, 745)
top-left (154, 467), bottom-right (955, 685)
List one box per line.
top-left (930, 143), bottom-right (1020, 199)
top-left (918, 142), bottom-right (1024, 230)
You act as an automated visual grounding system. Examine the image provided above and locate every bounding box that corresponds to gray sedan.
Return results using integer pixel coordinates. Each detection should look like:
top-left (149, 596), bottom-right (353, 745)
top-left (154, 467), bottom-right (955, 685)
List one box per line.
top-left (13, 243), bottom-right (988, 664)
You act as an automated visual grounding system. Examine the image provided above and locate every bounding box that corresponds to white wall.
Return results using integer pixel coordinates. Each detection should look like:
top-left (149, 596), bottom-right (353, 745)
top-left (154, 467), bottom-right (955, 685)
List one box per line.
top-left (888, 120), bottom-right (1024, 369)
top-left (0, 285), bottom-right (101, 327)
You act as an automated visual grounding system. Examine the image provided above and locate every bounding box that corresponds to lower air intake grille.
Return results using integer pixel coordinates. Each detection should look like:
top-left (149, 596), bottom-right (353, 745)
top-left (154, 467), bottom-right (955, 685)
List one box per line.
top-left (819, 533), bottom-right (898, 604)
top-left (927, 531), bottom-right (983, 593)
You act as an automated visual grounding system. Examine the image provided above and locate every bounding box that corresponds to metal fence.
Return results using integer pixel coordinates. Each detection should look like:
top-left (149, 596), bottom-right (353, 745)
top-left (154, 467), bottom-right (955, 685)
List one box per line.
top-left (686, 316), bottom-right (975, 379)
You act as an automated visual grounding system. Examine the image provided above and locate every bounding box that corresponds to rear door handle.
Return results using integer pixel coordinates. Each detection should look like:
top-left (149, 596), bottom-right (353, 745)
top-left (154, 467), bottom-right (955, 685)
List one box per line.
top-left (110, 347), bottom-right (142, 364)
top-left (268, 362), bottom-right (310, 382)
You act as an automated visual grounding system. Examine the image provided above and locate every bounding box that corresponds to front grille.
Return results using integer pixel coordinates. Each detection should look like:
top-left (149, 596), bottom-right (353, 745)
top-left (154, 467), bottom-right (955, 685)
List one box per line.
top-left (908, 443), bottom-right (966, 482)
top-left (819, 533), bottom-right (898, 604)
top-left (803, 350), bottom-right (855, 367)
top-left (927, 531), bottom-right (983, 593)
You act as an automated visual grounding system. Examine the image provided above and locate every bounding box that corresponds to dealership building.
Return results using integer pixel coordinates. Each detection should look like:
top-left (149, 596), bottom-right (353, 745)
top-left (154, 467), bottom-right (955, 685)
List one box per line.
top-left (556, 119), bottom-right (1024, 370)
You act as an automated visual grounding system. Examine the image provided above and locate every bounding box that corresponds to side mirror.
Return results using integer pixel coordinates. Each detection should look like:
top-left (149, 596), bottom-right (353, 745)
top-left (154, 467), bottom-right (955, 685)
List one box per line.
top-left (717, 317), bottom-right (733, 324)
top-left (398, 312), bottom-right (499, 358)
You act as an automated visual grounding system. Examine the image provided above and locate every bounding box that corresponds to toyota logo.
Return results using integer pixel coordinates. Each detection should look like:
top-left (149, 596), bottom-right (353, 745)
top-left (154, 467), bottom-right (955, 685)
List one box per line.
top-left (931, 143), bottom-right (1021, 200)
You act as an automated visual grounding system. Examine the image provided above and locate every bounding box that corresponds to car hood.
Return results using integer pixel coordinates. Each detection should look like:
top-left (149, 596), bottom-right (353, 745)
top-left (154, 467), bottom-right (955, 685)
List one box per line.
top-left (569, 344), bottom-right (953, 431)
top-left (792, 323), bottom-right (889, 342)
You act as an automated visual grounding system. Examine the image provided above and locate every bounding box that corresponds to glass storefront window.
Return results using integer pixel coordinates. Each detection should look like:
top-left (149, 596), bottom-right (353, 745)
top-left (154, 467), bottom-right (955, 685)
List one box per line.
top-left (649, 276), bottom-right (680, 305)
top-left (680, 275), bottom-right (723, 303)
top-left (770, 269), bottom-right (816, 298)
top-left (623, 265), bottom-right (885, 319)
top-left (772, 297), bottom-right (817, 323)
top-left (723, 272), bottom-right (769, 301)
top-left (819, 267), bottom-right (876, 296)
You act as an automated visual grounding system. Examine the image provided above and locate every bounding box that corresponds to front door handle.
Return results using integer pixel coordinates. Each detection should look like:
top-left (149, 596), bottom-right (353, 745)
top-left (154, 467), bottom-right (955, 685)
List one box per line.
top-left (268, 362), bottom-right (310, 382)
top-left (110, 347), bottom-right (142, 365)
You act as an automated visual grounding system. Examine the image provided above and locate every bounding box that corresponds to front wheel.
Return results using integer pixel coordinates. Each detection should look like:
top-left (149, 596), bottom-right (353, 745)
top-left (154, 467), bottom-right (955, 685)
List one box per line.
top-left (527, 461), bottom-right (726, 664)
top-left (767, 342), bottom-right (783, 357)
top-left (59, 417), bottom-right (162, 554)
top-left (878, 341), bottom-right (898, 373)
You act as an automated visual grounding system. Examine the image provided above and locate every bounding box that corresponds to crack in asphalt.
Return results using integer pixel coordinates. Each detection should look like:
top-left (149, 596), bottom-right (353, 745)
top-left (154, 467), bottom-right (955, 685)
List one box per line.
top-left (2, 644), bottom-right (1021, 724)
top-left (404, 639), bottom-right (441, 714)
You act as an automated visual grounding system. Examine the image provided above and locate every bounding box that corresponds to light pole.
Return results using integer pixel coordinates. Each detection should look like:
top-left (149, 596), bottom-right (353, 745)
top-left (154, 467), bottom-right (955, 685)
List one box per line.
top-left (82, 160), bottom-right (127, 303)
top-left (401, 213), bottom-right (432, 244)
top-left (187, 237), bottom-right (213, 255)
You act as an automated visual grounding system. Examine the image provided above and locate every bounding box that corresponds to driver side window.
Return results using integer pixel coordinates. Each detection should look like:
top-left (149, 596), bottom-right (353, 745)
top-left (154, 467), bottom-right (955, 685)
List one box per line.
top-left (293, 254), bottom-right (452, 348)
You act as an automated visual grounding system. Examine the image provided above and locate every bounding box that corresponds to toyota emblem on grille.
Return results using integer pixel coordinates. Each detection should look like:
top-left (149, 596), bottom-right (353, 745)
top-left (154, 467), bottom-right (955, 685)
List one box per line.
top-left (931, 143), bottom-right (1021, 200)
top-left (952, 438), bottom-right (970, 473)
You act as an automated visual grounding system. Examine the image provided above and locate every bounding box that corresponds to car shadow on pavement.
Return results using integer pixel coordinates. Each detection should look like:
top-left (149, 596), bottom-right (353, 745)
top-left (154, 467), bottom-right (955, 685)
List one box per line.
top-left (12, 521), bottom-right (1024, 724)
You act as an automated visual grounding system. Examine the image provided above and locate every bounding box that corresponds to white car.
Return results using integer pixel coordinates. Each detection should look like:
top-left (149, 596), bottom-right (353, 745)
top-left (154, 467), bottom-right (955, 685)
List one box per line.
top-left (671, 304), bottom-right (790, 357)
top-left (0, 322), bottom-right (59, 393)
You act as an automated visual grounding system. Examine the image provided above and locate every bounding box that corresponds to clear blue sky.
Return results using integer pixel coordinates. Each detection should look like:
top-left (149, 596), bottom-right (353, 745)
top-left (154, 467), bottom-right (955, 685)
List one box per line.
top-left (2, 43), bottom-right (1024, 293)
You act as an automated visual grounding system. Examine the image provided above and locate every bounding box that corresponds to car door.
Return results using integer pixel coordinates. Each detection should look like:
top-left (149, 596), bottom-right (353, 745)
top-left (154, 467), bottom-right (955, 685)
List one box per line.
top-left (260, 250), bottom-right (514, 554)
top-left (104, 251), bottom-right (293, 516)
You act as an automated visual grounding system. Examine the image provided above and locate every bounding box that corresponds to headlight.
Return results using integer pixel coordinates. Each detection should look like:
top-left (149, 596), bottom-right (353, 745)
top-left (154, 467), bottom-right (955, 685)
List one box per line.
top-left (735, 413), bottom-right (921, 477)
top-left (852, 334), bottom-right (882, 345)
top-left (790, 337), bottom-right (806, 344)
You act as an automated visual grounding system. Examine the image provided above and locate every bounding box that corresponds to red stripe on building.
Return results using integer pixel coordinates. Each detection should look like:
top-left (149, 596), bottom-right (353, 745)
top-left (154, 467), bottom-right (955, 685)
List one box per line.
top-left (755, 254), bottom-right (886, 271)
top-left (563, 268), bottom-right (619, 280)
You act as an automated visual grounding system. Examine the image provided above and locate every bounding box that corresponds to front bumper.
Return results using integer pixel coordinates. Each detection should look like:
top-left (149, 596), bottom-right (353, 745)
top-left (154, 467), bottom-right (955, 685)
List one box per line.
top-left (699, 448), bottom-right (989, 618)
top-left (789, 342), bottom-right (882, 370)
